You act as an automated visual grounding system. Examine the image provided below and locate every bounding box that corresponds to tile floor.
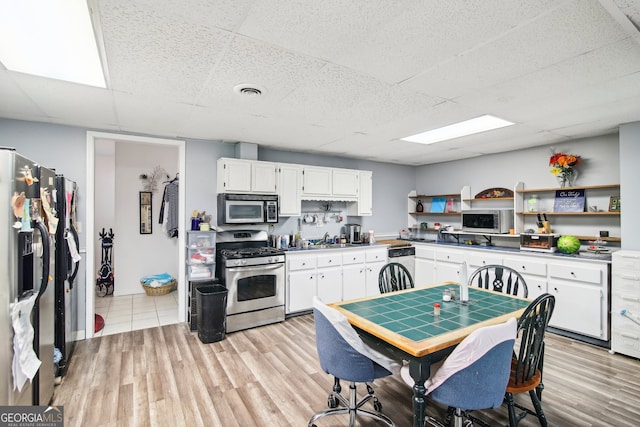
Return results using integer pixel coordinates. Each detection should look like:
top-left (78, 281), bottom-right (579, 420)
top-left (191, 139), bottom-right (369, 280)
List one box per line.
top-left (94, 291), bottom-right (179, 337)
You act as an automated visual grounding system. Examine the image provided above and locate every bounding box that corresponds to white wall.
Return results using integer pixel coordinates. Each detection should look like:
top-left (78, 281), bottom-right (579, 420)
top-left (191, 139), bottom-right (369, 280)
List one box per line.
top-left (620, 122), bottom-right (640, 250)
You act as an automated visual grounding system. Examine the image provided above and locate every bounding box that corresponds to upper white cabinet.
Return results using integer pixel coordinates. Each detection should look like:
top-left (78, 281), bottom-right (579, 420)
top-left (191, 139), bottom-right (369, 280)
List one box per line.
top-left (332, 169), bottom-right (359, 197)
top-left (302, 166), bottom-right (333, 197)
top-left (277, 164), bottom-right (302, 216)
top-left (217, 158), bottom-right (277, 194)
top-left (217, 158), bottom-right (372, 216)
top-left (347, 170), bottom-right (373, 216)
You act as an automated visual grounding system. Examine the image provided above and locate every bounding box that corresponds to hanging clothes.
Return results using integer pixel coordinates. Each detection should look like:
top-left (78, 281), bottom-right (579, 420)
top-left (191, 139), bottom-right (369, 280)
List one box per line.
top-left (159, 176), bottom-right (179, 238)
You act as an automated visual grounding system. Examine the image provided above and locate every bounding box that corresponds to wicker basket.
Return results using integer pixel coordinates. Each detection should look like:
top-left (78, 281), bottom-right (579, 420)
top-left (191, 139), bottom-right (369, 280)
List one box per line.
top-left (141, 279), bottom-right (176, 296)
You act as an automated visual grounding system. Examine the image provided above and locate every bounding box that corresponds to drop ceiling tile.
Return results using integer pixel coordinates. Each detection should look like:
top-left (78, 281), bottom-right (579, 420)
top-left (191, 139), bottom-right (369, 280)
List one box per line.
top-left (195, 34), bottom-right (327, 109)
top-left (124, 0), bottom-right (256, 31)
top-left (237, 0), bottom-right (407, 65)
top-left (335, 0), bottom-right (564, 84)
top-left (113, 92), bottom-right (197, 136)
top-left (0, 71), bottom-right (46, 117)
top-left (11, 74), bottom-right (117, 128)
top-left (402, 0), bottom-right (629, 99)
top-left (98, 1), bottom-right (231, 103)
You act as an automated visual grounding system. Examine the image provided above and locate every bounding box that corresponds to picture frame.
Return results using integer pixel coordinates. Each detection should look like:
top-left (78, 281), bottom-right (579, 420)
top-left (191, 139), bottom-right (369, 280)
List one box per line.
top-left (139, 191), bottom-right (152, 234)
top-left (609, 196), bottom-right (620, 212)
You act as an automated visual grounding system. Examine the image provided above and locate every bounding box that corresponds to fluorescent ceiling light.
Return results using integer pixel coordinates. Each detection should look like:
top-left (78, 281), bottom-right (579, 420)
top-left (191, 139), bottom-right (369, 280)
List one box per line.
top-left (401, 115), bottom-right (515, 145)
top-left (0, 0), bottom-right (105, 88)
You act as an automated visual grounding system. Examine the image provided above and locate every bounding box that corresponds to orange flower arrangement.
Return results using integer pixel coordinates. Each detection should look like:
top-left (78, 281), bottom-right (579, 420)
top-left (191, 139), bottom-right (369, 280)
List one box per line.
top-left (549, 151), bottom-right (581, 187)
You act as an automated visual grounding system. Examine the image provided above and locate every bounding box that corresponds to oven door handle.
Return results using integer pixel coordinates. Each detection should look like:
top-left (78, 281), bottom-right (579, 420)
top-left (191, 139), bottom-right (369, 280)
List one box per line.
top-left (226, 263), bottom-right (283, 273)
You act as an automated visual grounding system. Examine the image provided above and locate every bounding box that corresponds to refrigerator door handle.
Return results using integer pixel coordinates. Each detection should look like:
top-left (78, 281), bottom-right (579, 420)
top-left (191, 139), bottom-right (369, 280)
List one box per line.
top-left (33, 220), bottom-right (50, 302)
top-left (68, 225), bottom-right (80, 287)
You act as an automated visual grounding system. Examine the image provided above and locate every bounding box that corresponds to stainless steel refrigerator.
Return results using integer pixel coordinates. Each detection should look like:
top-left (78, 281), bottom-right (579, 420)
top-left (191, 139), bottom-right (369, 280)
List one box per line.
top-left (1, 147), bottom-right (57, 406)
top-left (54, 175), bottom-right (80, 377)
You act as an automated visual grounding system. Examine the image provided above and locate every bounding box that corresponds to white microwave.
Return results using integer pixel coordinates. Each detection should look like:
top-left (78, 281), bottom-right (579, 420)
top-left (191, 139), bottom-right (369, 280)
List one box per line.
top-left (462, 209), bottom-right (513, 234)
top-left (217, 194), bottom-right (279, 225)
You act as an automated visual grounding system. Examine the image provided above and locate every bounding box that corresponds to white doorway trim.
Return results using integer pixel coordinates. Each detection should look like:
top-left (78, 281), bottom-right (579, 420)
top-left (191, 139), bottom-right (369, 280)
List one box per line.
top-left (85, 131), bottom-right (186, 338)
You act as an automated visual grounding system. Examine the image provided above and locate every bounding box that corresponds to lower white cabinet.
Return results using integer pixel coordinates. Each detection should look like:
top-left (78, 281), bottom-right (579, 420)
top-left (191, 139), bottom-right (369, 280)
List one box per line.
top-left (286, 247), bottom-right (387, 313)
top-left (547, 260), bottom-right (607, 340)
top-left (434, 248), bottom-right (467, 283)
top-left (415, 244), bottom-right (435, 287)
top-left (502, 256), bottom-right (548, 301)
top-left (612, 251), bottom-right (640, 358)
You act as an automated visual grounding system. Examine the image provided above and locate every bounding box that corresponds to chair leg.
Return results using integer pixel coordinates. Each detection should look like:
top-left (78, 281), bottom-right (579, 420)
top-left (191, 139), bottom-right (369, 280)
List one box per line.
top-left (528, 389), bottom-right (548, 427)
top-left (505, 392), bottom-right (518, 427)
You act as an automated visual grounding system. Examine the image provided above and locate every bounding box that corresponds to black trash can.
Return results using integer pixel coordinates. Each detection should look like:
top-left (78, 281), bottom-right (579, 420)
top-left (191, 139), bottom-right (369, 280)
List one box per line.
top-left (196, 284), bottom-right (228, 343)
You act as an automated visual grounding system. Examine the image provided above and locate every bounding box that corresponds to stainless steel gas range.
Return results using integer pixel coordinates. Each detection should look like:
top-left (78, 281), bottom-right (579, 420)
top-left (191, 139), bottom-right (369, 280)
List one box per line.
top-left (215, 230), bottom-right (285, 333)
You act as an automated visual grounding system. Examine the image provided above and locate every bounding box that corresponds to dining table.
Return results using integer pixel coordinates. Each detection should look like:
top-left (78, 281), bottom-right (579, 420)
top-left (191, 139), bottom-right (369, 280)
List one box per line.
top-left (329, 282), bottom-right (531, 427)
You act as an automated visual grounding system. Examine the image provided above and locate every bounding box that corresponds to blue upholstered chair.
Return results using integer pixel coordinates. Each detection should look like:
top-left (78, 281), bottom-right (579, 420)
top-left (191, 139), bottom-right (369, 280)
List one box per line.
top-left (309, 297), bottom-right (400, 427)
top-left (401, 317), bottom-right (517, 427)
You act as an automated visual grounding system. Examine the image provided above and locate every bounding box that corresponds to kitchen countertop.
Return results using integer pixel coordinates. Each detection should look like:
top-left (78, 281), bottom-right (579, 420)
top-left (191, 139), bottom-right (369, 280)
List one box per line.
top-left (399, 238), bottom-right (613, 262)
top-left (284, 242), bottom-right (388, 252)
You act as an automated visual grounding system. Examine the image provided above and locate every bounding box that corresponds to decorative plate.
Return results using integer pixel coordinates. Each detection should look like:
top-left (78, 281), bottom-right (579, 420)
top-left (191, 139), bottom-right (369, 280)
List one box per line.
top-left (474, 187), bottom-right (514, 199)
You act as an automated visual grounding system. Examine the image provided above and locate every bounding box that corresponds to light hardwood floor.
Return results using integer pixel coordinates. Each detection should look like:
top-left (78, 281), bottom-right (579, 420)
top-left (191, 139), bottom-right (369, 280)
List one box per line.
top-left (53, 314), bottom-right (640, 426)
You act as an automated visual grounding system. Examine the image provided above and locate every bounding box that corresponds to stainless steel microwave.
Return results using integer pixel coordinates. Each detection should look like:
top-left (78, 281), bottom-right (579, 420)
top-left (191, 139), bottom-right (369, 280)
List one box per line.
top-left (462, 209), bottom-right (513, 234)
top-left (217, 193), bottom-right (279, 225)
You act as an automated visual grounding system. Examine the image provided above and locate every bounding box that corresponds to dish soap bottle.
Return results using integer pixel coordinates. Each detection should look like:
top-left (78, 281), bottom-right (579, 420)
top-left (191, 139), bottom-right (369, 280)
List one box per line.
top-left (416, 200), bottom-right (424, 212)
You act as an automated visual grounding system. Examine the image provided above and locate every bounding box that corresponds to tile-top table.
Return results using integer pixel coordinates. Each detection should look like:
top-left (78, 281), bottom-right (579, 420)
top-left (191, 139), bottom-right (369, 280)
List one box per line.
top-left (330, 283), bottom-right (531, 427)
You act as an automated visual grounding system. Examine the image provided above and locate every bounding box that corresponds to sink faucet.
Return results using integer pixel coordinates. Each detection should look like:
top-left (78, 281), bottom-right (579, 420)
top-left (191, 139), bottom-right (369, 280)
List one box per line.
top-left (322, 232), bottom-right (330, 243)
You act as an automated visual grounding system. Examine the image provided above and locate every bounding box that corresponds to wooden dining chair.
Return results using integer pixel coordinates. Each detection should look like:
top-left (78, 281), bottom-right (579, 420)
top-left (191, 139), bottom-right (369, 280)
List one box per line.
top-left (505, 293), bottom-right (555, 427)
top-left (378, 262), bottom-right (414, 294)
top-left (468, 264), bottom-right (528, 298)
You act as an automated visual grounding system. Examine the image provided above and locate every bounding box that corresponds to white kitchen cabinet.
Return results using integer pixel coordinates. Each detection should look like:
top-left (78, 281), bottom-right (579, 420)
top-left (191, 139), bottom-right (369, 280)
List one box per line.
top-left (287, 270), bottom-right (317, 313)
top-left (316, 253), bottom-right (343, 304)
top-left (342, 250), bottom-right (367, 300)
top-left (332, 169), bottom-right (359, 197)
top-left (317, 267), bottom-right (343, 304)
top-left (286, 253), bottom-right (317, 313)
top-left (342, 263), bottom-right (366, 300)
top-left (364, 248), bottom-right (388, 296)
top-left (502, 255), bottom-right (548, 300)
top-left (217, 158), bottom-right (277, 194)
top-left (302, 166), bottom-right (333, 196)
top-left (547, 260), bottom-right (608, 340)
top-left (434, 248), bottom-right (467, 284)
top-left (277, 164), bottom-right (302, 216)
top-left (347, 170), bottom-right (373, 216)
top-left (415, 244), bottom-right (435, 287)
top-left (252, 161), bottom-right (278, 193)
top-left (611, 251), bottom-right (640, 358)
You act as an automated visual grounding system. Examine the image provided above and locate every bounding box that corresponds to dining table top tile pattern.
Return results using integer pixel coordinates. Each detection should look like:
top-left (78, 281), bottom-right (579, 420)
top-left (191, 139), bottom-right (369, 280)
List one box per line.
top-left (332, 284), bottom-right (531, 357)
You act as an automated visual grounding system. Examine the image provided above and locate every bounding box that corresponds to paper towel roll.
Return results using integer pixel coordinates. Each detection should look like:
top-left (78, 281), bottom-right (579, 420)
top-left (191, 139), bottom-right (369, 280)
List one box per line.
top-left (459, 261), bottom-right (469, 302)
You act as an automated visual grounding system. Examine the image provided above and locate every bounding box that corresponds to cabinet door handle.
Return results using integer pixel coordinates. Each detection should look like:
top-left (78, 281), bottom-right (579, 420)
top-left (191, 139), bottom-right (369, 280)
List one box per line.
top-left (554, 287), bottom-right (559, 292)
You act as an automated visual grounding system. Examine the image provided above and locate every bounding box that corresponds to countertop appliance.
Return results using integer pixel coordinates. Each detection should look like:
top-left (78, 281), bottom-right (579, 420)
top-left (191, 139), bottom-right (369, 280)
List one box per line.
top-left (343, 223), bottom-right (361, 243)
top-left (217, 193), bottom-right (278, 225)
top-left (215, 230), bottom-right (285, 332)
top-left (462, 209), bottom-right (513, 234)
top-left (520, 233), bottom-right (558, 253)
top-left (54, 174), bottom-right (80, 377)
top-left (1, 148), bottom-right (56, 406)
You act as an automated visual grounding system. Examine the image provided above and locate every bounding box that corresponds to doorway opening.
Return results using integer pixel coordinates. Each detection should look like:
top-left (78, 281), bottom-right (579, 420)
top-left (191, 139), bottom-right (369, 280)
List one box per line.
top-left (85, 131), bottom-right (186, 338)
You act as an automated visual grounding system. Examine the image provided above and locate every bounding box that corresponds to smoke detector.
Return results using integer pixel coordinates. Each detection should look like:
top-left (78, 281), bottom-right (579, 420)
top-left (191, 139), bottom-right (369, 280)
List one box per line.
top-left (233, 84), bottom-right (265, 97)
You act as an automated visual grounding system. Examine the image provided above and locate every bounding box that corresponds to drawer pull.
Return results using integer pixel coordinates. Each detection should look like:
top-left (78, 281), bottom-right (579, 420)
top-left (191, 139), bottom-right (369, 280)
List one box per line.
top-left (620, 332), bottom-right (640, 340)
top-left (621, 274), bottom-right (640, 281)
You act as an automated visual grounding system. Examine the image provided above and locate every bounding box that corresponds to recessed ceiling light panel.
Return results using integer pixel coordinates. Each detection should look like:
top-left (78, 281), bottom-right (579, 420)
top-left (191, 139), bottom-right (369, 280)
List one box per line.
top-left (401, 115), bottom-right (515, 145)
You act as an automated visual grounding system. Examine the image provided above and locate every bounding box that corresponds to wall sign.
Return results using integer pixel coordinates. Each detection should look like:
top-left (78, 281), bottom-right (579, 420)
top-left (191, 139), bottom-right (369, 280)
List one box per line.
top-left (140, 191), bottom-right (152, 234)
top-left (553, 189), bottom-right (585, 212)
top-left (609, 196), bottom-right (621, 212)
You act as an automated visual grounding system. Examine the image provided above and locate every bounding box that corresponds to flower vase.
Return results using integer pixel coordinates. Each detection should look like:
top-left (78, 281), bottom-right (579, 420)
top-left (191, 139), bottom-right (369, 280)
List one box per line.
top-left (557, 168), bottom-right (578, 188)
